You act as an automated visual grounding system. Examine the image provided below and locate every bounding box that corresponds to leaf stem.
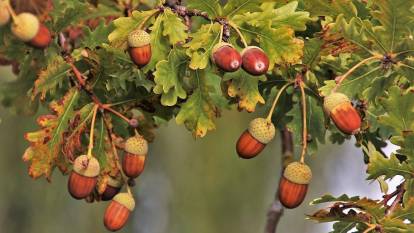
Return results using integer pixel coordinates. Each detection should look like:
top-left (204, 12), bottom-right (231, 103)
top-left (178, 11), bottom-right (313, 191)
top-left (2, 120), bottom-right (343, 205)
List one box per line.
top-left (87, 104), bottom-right (99, 158)
top-left (298, 80), bottom-right (307, 164)
top-left (266, 82), bottom-right (293, 122)
top-left (334, 55), bottom-right (382, 92)
top-left (228, 21), bottom-right (248, 48)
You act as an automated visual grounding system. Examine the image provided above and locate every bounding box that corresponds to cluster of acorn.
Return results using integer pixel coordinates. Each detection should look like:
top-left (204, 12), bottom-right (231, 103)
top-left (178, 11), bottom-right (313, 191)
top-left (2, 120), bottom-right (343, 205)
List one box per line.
top-left (0, 1), bottom-right (51, 49)
top-left (212, 42), bottom-right (269, 75)
top-left (67, 134), bottom-right (148, 231)
top-left (235, 91), bottom-right (361, 209)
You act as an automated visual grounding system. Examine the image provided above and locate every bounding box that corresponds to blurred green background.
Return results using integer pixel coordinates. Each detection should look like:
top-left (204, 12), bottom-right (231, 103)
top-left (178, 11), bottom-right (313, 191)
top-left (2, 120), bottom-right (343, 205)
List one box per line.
top-left (0, 66), bottom-right (384, 233)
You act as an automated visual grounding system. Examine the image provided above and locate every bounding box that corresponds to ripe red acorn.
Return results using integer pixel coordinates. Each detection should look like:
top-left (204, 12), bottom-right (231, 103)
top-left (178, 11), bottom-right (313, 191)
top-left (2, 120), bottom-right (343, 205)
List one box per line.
top-left (11, 13), bottom-right (51, 49)
top-left (241, 46), bottom-right (269, 76)
top-left (0, 1), bottom-right (10, 26)
top-left (68, 155), bottom-right (100, 199)
top-left (323, 92), bottom-right (361, 135)
top-left (211, 42), bottom-right (241, 72)
top-left (102, 176), bottom-right (123, 201)
top-left (104, 193), bottom-right (135, 231)
top-left (279, 162), bottom-right (312, 209)
top-left (122, 135), bottom-right (148, 178)
top-left (128, 29), bottom-right (151, 67)
top-left (236, 118), bottom-right (275, 159)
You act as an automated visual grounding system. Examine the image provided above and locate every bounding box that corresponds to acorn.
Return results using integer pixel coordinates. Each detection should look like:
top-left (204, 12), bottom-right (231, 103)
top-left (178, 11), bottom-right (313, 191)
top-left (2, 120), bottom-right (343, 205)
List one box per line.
top-left (236, 118), bottom-right (275, 159)
top-left (11, 13), bottom-right (51, 49)
top-left (278, 162), bottom-right (312, 209)
top-left (68, 155), bottom-right (100, 199)
top-left (323, 92), bottom-right (361, 135)
top-left (211, 42), bottom-right (241, 72)
top-left (102, 176), bottom-right (124, 201)
top-left (104, 193), bottom-right (135, 231)
top-left (0, 1), bottom-right (10, 26)
top-left (241, 46), bottom-right (269, 76)
top-left (122, 135), bottom-right (148, 178)
top-left (128, 29), bottom-right (151, 67)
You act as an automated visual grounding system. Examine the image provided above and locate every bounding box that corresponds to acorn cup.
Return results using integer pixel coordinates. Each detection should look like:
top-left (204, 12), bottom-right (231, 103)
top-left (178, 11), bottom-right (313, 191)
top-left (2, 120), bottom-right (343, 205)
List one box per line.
top-left (211, 42), bottom-right (242, 72)
top-left (104, 193), bottom-right (135, 231)
top-left (236, 118), bottom-right (275, 159)
top-left (128, 29), bottom-right (151, 68)
top-left (102, 176), bottom-right (124, 201)
top-left (241, 46), bottom-right (269, 76)
top-left (323, 92), bottom-right (361, 135)
top-left (122, 135), bottom-right (148, 178)
top-left (11, 13), bottom-right (51, 49)
top-left (278, 162), bottom-right (312, 209)
top-left (0, 1), bottom-right (10, 26)
top-left (68, 155), bottom-right (100, 200)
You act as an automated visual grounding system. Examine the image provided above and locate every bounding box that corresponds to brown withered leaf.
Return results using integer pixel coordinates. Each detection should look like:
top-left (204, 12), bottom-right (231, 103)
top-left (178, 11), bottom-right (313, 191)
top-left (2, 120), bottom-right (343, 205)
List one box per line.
top-left (23, 89), bottom-right (80, 180)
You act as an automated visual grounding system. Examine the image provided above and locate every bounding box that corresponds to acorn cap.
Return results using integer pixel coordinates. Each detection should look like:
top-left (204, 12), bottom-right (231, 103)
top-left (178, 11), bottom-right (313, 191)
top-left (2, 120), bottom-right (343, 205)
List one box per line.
top-left (107, 176), bottom-right (123, 188)
top-left (11, 13), bottom-right (40, 41)
top-left (283, 162), bottom-right (312, 185)
top-left (211, 42), bottom-right (234, 55)
top-left (323, 92), bottom-right (350, 114)
top-left (73, 155), bottom-right (100, 177)
top-left (241, 46), bottom-right (264, 57)
top-left (247, 118), bottom-right (275, 144)
top-left (125, 135), bottom-right (148, 155)
top-left (113, 193), bottom-right (135, 211)
top-left (0, 1), bottom-right (10, 26)
top-left (128, 30), bottom-right (150, 48)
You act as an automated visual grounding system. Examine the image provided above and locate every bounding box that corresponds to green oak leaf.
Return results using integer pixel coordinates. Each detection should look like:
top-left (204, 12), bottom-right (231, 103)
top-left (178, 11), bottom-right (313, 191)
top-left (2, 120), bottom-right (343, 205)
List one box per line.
top-left (176, 69), bottom-right (227, 137)
top-left (370, 0), bottom-right (414, 52)
top-left (223, 0), bottom-right (263, 17)
top-left (32, 56), bottom-right (71, 100)
top-left (303, 0), bottom-right (357, 19)
top-left (153, 48), bottom-right (189, 106)
top-left (184, 23), bottom-right (221, 70)
top-left (81, 20), bottom-right (115, 48)
top-left (161, 8), bottom-right (188, 45)
top-left (365, 142), bottom-right (414, 180)
top-left (378, 87), bottom-right (414, 136)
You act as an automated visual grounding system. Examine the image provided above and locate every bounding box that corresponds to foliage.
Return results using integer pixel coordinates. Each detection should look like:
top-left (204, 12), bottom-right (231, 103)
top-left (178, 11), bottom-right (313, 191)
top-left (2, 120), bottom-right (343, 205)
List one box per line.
top-left (0, 0), bottom-right (413, 232)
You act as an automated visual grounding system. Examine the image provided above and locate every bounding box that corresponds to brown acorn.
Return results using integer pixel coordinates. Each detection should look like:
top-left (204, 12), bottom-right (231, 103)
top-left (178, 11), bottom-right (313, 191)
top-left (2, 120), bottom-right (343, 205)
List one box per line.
top-left (236, 118), bottom-right (275, 159)
top-left (122, 135), bottom-right (148, 178)
top-left (11, 13), bottom-right (51, 49)
top-left (104, 193), bottom-right (135, 231)
top-left (241, 46), bottom-right (269, 76)
top-left (128, 29), bottom-right (151, 67)
top-left (0, 1), bottom-right (10, 26)
top-left (323, 92), bottom-right (361, 135)
top-left (211, 42), bottom-right (241, 72)
top-left (279, 162), bottom-right (312, 209)
top-left (102, 176), bottom-right (123, 201)
top-left (68, 155), bottom-right (100, 200)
